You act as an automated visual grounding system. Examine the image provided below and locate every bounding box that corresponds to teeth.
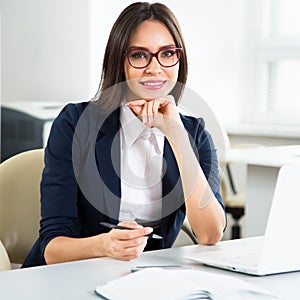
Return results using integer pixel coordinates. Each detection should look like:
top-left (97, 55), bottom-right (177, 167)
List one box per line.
top-left (143, 81), bottom-right (163, 86)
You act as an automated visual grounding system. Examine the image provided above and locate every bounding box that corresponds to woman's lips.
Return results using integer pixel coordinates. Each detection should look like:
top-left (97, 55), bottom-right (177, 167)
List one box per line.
top-left (140, 80), bottom-right (167, 90)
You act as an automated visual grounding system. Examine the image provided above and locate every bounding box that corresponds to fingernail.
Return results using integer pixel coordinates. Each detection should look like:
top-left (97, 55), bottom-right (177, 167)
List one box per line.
top-left (145, 227), bottom-right (153, 234)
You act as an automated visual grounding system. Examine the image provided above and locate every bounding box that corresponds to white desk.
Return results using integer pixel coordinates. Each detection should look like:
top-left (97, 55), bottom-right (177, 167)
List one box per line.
top-left (226, 145), bottom-right (300, 237)
top-left (0, 244), bottom-right (299, 299)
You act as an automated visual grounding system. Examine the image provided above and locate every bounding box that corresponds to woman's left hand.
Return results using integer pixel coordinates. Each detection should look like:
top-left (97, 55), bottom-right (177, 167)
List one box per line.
top-left (126, 95), bottom-right (183, 135)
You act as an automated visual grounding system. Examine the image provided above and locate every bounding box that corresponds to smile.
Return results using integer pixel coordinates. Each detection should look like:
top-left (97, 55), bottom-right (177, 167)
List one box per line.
top-left (140, 80), bottom-right (166, 90)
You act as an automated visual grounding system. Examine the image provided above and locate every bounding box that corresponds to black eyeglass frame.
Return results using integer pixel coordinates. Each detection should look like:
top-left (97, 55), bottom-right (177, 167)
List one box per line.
top-left (124, 46), bottom-right (182, 69)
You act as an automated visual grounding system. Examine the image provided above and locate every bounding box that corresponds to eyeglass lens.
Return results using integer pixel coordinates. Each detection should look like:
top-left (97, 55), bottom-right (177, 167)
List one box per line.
top-left (127, 48), bottom-right (181, 68)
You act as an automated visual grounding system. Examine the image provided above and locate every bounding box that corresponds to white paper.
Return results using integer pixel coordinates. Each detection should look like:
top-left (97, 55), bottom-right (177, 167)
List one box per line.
top-left (95, 268), bottom-right (281, 300)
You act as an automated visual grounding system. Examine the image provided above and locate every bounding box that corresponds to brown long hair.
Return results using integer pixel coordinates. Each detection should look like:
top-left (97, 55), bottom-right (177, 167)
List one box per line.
top-left (93, 2), bottom-right (188, 112)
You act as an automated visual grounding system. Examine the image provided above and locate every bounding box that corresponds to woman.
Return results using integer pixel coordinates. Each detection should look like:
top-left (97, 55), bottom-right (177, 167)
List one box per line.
top-left (22, 2), bottom-right (226, 267)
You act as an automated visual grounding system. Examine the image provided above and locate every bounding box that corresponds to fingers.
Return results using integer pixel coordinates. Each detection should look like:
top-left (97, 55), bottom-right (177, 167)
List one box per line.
top-left (109, 235), bottom-right (148, 261)
top-left (126, 96), bottom-right (174, 126)
top-left (113, 222), bottom-right (153, 240)
top-left (105, 221), bottom-right (153, 261)
top-left (117, 220), bottom-right (142, 229)
top-left (141, 100), bottom-right (154, 124)
top-left (125, 99), bottom-right (147, 116)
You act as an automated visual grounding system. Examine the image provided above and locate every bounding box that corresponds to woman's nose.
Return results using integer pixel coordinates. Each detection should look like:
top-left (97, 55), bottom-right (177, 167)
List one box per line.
top-left (145, 56), bottom-right (162, 74)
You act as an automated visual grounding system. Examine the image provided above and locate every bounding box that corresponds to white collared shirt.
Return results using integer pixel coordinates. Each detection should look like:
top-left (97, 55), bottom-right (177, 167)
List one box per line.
top-left (119, 105), bottom-right (164, 223)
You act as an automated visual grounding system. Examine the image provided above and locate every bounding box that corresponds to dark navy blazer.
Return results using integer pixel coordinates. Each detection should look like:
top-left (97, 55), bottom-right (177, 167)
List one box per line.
top-left (22, 101), bottom-right (224, 268)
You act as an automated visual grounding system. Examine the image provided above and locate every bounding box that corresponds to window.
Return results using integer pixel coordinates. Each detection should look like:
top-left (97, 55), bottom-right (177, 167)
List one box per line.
top-left (251, 0), bottom-right (300, 126)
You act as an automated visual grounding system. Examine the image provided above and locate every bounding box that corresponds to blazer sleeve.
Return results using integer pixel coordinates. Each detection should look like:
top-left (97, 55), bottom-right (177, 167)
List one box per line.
top-left (39, 103), bottom-right (86, 256)
top-left (182, 115), bottom-right (225, 211)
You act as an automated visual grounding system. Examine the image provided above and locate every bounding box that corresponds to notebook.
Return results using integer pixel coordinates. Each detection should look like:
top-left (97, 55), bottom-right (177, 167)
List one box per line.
top-left (187, 163), bottom-right (300, 276)
top-left (94, 268), bottom-right (278, 299)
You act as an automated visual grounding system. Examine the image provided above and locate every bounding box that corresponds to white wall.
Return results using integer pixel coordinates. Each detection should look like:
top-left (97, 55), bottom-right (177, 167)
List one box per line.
top-left (0, 0), bottom-right (262, 129)
top-left (0, 0), bottom-right (90, 103)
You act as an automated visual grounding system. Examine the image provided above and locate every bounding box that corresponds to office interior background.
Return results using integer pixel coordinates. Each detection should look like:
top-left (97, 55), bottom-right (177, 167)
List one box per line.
top-left (1, 0), bottom-right (300, 240)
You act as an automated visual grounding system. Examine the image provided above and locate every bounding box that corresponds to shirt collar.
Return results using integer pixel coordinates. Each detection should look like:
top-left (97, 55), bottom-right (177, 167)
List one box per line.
top-left (120, 105), bottom-right (164, 154)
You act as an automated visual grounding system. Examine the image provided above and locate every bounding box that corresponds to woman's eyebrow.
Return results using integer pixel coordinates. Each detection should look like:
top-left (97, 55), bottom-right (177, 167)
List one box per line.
top-left (127, 45), bottom-right (149, 51)
top-left (127, 44), bottom-right (177, 51)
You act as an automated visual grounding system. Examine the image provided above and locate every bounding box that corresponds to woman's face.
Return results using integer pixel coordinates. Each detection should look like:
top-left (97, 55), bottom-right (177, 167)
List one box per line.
top-left (124, 20), bottom-right (180, 101)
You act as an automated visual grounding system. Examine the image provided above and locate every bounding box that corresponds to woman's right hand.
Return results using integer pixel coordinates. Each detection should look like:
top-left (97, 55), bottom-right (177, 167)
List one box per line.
top-left (100, 221), bottom-right (153, 260)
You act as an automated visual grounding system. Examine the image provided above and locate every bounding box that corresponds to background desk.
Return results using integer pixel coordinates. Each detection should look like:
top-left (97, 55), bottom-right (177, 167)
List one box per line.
top-left (0, 244), bottom-right (299, 299)
top-left (226, 145), bottom-right (300, 237)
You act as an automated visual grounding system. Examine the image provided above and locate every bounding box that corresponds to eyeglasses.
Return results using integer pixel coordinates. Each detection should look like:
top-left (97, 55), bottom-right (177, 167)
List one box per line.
top-left (124, 47), bottom-right (182, 69)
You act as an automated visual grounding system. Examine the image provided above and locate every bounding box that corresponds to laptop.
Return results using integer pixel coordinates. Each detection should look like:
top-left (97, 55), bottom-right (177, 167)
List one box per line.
top-left (187, 163), bottom-right (300, 276)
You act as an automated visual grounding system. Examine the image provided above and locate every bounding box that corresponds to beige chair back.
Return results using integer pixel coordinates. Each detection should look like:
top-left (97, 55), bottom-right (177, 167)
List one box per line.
top-left (0, 149), bottom-right (44, 264)
top-left (0, 240), bottom-right (11, 271)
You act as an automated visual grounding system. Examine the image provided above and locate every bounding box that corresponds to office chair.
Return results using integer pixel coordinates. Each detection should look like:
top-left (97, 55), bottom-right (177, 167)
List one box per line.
top-left (222, 143), bottom-right (266, 239)
top-left (0, 240), bottom-right (11, 271)
top-left (173, 217), bottom-right (198, 247)
top-left (0, 148), bottom-right (44, 266)
top-left (220, 164), bottom-right (245, 239)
